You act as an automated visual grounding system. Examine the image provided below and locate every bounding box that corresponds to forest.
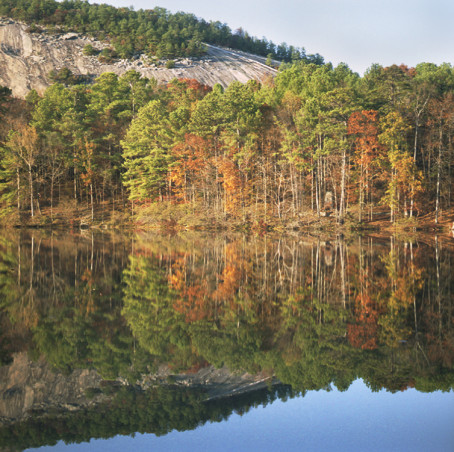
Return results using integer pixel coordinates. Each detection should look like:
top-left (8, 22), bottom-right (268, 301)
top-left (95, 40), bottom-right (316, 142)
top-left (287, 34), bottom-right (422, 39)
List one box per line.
top-left (1, 60), bottom-right (454, 230)
top-left (0, 0), bottom-right (321, 61)
top-left (0, 1), bottom-right (453, 230)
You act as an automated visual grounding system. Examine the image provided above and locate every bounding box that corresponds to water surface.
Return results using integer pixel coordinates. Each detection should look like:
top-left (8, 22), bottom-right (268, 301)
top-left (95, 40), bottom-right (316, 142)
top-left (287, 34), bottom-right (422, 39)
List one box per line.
top-left (0, 231), bottom-right (452, 451)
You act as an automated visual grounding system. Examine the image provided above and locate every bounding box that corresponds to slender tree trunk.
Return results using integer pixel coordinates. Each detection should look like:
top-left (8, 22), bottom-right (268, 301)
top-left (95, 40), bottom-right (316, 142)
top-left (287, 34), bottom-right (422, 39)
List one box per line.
top-left (28, 164), bottom-right (34, 217)
top-left (74, 165), bottom-right (77, 201)
top-left (390, 171), bottom-right (394, 223)
top-left (409, 114), bottom-right (419, 213)
top-left (30, 234), bottom-right (34, 296)
top-left (290, 166), bottom-right (296, 216)
top-left (17, 168), bottom-right (20, 212)
top-left (435, 129), bottom-right (442, 224)
top-left (410, 185), bottom-right (414, 218)
top-left (311, 168), bottom-right (314, 211)
top-left (90, 182), bottom-right (94, 221)
top-left (50, 175), bottom-right (54, 221)
top-left (263, 159), bottom-right (268, 223)
top-left (339, 150), bottom-right (346, 220)
top-left (315, 162), bottom-right (320, 216)
top-left (413, 121), bottom-right (419, 163)
top-left (359, 163), bottom-right (363, 223)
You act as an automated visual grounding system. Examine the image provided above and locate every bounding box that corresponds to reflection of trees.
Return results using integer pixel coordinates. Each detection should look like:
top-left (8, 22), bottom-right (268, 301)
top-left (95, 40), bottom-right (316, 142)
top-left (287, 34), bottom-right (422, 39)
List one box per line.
top-left (0, 231), bottom-right (139, 378)
top-left (418, 236), bottom-right (454, 389)
top-left (378, 245), bottom-right (422, 349)
top-left (122, 254), bottom-right (194, 371)
top-left (122, 233), bottom-right (454, 393)
top-left (0, 231), bottom-right (453, 393)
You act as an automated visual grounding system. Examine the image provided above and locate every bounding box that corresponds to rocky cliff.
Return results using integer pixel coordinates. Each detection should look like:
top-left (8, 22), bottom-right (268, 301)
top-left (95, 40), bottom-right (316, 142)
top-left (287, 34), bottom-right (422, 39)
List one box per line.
top-left (0, 19), bottom-right (278, 98)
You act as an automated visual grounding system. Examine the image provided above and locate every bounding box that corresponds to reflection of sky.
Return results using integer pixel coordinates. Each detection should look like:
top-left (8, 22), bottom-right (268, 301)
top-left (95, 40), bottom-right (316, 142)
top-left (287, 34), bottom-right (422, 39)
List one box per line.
top-left (27, 379), bottom-right (454, 452)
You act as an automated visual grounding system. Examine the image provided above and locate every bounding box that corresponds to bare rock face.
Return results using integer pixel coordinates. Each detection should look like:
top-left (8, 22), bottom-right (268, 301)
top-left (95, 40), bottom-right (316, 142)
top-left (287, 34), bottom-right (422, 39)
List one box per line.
top-left (0, 19), bottom-right (278, 98)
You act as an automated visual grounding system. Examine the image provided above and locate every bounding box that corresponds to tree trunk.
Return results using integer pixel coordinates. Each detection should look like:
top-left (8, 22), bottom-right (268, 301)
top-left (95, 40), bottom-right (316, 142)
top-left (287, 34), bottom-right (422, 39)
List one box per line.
top-left (50, 175), bottom-right (54, 221)
top-left (74, 164), bottom-right (77, 201)
top-left (17, 168), bottom-right (20, 212)
top-left (359, 163), bottom-right (363, 223)
top-left (28, 164), bottom-right (34, 217)
top-left (435, 129), bottom-right (442, 224)
top-left (339, 150), bottom-right (346, 221)
top-left (90, 182), bottom-right (94, 221)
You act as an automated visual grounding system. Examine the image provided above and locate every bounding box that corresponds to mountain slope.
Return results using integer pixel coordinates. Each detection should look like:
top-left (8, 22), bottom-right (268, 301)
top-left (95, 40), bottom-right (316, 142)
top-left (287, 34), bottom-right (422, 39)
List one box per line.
top-left (0, 19), bottom-right (278, 98)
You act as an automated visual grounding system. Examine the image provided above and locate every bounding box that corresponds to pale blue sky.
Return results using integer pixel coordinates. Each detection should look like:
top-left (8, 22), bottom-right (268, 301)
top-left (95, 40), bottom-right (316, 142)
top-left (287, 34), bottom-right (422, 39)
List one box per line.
top-left (88, 0), bottom-right (454, 74)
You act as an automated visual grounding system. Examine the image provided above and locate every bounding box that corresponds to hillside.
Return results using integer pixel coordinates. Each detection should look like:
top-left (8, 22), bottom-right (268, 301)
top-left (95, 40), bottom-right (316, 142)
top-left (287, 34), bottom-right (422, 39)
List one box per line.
top-left (0, 18), bottom-right (278, 98)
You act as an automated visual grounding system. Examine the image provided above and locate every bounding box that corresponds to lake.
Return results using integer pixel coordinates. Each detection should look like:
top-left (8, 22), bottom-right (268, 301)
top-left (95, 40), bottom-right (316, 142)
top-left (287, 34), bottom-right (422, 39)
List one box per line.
top-left (0, 231), bottom-right (453, 451)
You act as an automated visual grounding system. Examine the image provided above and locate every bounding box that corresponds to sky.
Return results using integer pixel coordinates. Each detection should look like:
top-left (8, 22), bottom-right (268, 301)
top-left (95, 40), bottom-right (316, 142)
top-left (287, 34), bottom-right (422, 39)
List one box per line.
top-left (87, 0), bottom-right (454, 74)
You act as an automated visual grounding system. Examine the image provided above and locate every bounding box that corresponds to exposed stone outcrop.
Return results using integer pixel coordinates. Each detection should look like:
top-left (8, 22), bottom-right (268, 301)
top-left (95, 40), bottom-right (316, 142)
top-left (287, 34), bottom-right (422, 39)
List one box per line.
top-left (0, 19), bottom-right (278, 98)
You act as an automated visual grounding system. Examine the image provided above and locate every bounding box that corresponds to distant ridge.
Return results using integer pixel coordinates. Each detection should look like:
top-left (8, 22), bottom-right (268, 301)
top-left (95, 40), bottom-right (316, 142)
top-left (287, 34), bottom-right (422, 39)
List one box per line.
top-left (0, 0), bottom-right (321, 62)
top-left (0, 19), bottom-right (278, 98)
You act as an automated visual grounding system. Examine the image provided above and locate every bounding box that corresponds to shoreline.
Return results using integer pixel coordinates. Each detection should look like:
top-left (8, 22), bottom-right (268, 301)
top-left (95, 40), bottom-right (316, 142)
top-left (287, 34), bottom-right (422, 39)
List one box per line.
top-left (2, 200), bottom-right (454, 236)
top-left (1, 216), bottom-right (453, 237)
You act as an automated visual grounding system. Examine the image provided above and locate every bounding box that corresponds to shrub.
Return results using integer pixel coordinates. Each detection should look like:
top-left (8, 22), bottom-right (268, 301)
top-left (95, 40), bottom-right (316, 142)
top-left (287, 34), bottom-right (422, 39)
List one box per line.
top-left (83, 44), bottom-right (97, 56)
top-left (98, 47), bottom-right (117, 63)
top-left (25, 23), bottom-right (42, 33)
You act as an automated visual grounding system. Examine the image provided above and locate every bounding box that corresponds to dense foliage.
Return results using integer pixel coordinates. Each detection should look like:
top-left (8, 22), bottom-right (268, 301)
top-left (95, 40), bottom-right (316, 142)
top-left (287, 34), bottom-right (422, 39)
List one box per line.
top-left (0, 0), bottom-right (322, 61)
top-left (1, 60), bottom-right (454, 228)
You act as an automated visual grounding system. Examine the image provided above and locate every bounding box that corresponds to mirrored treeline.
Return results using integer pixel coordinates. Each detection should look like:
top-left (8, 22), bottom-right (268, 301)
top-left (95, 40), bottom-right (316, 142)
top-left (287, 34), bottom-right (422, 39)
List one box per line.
top-left (0, 231), bottom-right (452, 450)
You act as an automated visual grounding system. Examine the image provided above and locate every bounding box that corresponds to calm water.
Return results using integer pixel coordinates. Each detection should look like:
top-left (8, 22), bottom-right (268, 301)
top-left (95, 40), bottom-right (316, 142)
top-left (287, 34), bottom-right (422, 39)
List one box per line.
top-left (0, 231), bottom-right (452, 451)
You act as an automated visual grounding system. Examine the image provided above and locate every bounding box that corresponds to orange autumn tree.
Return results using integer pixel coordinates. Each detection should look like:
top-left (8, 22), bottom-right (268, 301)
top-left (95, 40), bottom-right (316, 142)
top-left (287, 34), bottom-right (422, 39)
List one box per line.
top-left (348, 293), bottom-right (380, 350)
top-left (169, 134), bottom-right (211, 205)
top-left (347, 250), bottom-right (381, 350)
top-left (217, 155), bottom-right (242, 215)
top-left (169, 252), bottom-right (212, 323)
top-left (211, 242), bottom-right (243, 311)
top-left (166, 78), bottom-right (212, 109)
top-left (348, 110), bottom-right (383, 222)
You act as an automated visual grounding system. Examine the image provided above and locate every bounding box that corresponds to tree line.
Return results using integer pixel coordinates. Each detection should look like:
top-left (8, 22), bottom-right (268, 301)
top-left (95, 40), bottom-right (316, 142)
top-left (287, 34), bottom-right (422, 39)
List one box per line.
top-left (0, 0), bottom-right (322, 62)
top-left (1, 60), bottom-right (454, 227)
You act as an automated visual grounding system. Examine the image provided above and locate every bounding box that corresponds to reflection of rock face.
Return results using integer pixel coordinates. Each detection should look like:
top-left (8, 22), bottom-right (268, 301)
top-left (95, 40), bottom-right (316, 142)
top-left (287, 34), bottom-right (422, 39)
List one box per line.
top-left (0, 352), bottom-right (273, 424)
top-left (0, 19), bottom-right (277, 98)
top-left (0, 353), bottom-right (103, 421)
top-left (324, 191), bottom-right (333, 208)
top-left (324, 246), bottom-right (334, 266)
